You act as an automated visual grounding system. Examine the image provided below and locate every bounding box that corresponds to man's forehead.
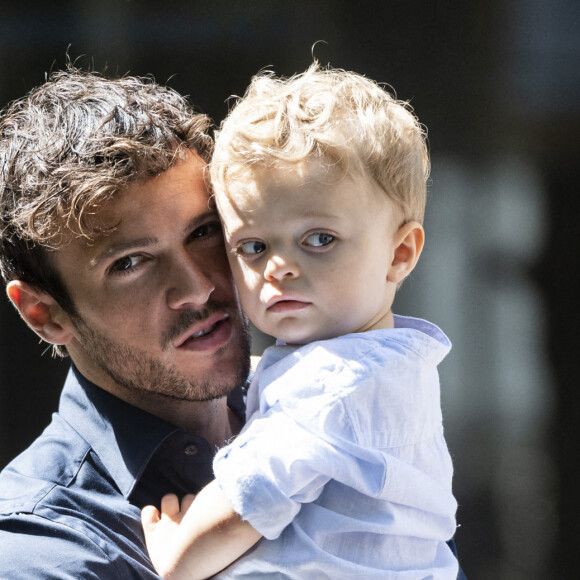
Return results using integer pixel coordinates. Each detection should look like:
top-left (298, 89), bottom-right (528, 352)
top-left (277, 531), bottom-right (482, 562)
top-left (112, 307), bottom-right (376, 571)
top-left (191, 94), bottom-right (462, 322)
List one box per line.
top-left (54, 154), bottom-right (213, 261)
top-left (91, 154), bottom-right (210, 223)
top-left (92, 188), bottom-right (210, 229)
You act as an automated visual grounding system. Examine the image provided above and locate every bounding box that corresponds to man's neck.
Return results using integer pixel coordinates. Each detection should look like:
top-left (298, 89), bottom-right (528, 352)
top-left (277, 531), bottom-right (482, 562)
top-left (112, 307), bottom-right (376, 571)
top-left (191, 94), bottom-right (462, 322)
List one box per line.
top-left (117, 389), bottom-right (241, 450)
top-left (161, 396), bottom-right (242, 449)
top-left (69, 352), bottom-right (243, 448)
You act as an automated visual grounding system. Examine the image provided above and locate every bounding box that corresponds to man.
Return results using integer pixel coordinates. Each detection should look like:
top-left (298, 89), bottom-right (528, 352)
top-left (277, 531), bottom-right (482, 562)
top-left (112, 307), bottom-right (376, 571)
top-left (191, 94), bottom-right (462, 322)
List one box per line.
top-left (0, 68), bottom-right (466, 579)
top-left (0, 68), bottom-right (250, 578)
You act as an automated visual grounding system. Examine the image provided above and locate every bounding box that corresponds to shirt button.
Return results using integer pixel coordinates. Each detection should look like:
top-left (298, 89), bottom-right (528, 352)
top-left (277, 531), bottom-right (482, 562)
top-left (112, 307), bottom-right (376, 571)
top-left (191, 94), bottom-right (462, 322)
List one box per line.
top-left (184, 444), bottom-right (199, 456)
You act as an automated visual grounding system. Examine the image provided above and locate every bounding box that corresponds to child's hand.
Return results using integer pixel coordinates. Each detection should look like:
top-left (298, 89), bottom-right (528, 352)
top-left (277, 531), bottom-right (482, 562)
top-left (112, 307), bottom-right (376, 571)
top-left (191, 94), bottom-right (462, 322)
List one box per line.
top-left (141, 493), bottom-right (196, 578)
top-left (142, 482), bottom-right (261, 579)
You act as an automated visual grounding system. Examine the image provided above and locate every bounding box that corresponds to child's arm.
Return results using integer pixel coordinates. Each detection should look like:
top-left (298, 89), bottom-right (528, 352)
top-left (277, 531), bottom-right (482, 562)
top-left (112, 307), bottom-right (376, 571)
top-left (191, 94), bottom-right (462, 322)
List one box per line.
top-left (141, 480), bottom-right (262, 580)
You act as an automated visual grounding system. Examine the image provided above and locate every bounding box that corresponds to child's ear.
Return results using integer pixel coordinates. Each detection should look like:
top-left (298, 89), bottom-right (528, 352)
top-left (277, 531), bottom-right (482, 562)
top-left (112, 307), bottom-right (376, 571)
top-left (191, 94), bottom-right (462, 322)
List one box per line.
top-left (387, 221), bottom-right (425, 284)
top-left (6, 280), bottom-right (74, 346)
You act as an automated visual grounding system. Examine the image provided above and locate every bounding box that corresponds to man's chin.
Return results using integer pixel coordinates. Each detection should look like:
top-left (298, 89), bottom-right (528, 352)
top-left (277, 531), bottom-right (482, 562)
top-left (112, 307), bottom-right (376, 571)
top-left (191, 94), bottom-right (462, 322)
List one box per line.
top-left (72, 306), bottom-right (251, 404)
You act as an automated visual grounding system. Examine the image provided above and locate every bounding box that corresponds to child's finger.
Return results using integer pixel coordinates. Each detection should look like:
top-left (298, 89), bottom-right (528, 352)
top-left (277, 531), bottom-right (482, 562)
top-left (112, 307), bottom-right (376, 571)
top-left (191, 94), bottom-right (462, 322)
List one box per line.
top-left (160, 493), bottom-right (181, 518)
top-left (180, 493), bottom-right (197, 512)
top-left (141, 505), bottom-right (161, 530)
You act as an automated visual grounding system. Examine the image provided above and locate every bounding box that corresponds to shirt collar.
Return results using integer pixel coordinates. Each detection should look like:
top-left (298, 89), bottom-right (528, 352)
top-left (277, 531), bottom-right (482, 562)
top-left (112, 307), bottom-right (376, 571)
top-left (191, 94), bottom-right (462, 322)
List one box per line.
top-left (270, 315), bottom-right (451, 368)
top-left (58, 366), bottom-right (249, 501)
top-left (392, 314), bottom-right (452, 364)
top-left (58, 366), bottom-right (180, 499)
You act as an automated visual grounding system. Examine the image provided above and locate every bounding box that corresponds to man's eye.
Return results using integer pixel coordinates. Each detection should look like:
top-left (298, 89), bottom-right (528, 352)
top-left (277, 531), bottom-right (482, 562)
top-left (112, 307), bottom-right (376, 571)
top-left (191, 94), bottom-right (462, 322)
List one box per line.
top-left (110, 255), bottom-right (140, 273)
top-left (190, 222), bottom-right (223, 240)
top-left (237, 241), bottom-right (266, 255)
top-left (304, 233), bottom-right (335, 247)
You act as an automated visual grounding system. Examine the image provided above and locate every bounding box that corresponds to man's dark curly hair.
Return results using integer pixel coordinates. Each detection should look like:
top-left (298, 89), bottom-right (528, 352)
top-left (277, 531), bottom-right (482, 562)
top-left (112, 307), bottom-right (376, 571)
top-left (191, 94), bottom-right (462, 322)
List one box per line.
top-left (0, 67), bottom-right (213, 343)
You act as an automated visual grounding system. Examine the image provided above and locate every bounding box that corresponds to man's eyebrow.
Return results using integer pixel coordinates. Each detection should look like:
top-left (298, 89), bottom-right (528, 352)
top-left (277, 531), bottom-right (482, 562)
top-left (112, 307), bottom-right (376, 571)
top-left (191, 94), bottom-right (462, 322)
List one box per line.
top-left (182, 209), bottom-right (221, 236)
top-left (88, 209), bottom-right (220, 269)
top-left (89, 237), bottom-right (158, 269)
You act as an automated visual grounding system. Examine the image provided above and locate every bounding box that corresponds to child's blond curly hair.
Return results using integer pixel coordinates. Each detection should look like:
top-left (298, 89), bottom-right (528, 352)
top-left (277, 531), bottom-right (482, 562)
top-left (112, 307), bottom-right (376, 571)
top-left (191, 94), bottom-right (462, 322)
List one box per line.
top-left (211, 62), bottom-right (429, 223)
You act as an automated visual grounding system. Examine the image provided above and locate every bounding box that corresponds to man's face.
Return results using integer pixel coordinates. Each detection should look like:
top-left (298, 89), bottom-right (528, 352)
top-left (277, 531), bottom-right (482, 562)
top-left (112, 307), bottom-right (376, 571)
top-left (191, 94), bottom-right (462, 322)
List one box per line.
top-left (52, 153), bottom-right (250, 404)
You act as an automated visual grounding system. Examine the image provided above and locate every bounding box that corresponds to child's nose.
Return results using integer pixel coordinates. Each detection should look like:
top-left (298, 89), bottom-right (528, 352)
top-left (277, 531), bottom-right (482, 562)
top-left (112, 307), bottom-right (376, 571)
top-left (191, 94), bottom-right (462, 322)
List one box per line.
top-left (264, 254), bottom-right (300, 281)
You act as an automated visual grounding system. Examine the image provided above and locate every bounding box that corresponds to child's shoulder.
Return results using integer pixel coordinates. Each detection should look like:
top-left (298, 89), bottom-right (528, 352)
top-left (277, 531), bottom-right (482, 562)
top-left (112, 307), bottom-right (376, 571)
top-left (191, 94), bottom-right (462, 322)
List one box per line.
top-left (305, 315), bottom-right (451, 365)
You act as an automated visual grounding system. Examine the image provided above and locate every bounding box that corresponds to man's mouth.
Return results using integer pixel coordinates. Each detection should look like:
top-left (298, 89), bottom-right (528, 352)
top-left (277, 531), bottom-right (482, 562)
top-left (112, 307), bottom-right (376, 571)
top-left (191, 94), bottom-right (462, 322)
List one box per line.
top-left (174, 312), bottom-right (230, 349)
top-left (188, 320), bottom-right (222, 341)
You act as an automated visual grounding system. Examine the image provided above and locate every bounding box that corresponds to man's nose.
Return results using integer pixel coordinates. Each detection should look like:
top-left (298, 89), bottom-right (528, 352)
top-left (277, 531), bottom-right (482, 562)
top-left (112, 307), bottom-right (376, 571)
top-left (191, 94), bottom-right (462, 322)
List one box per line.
top-left (263, 254), bottom-right (300, 282)
top-left (166, 251), bottom-right (215, 309)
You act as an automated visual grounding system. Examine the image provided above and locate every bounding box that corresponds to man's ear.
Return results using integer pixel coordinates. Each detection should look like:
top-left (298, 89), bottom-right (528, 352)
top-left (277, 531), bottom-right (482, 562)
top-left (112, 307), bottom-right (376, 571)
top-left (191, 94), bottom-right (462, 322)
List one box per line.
top-left (6, 280), bottom-right (74, 345)
top-left (387, 221), bottom-right (425, 284)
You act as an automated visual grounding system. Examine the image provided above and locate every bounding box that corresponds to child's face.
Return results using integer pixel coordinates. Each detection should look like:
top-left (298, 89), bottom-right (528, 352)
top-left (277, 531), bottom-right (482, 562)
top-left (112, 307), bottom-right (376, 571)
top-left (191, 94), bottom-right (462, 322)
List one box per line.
top-left (216, 161), bottom-right (405, 345)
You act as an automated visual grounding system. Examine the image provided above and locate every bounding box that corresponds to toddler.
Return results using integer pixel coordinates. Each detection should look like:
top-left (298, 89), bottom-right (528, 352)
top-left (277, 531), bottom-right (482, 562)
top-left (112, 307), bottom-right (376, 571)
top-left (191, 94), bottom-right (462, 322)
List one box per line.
top-left (142, 63), bottom-right (459, 579)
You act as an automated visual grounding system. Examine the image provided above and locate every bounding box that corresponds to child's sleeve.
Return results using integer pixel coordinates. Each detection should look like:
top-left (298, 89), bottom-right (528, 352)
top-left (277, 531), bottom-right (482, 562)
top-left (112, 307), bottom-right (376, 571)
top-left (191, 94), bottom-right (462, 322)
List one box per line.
top-left (212, 396), bottom-right (388, 541)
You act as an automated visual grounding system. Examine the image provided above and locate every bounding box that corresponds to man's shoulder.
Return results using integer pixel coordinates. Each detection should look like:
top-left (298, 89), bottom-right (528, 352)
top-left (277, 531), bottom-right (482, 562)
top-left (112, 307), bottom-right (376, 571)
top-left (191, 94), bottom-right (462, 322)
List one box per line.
top-left (0, 413), bottom-right (89, 514)
top-left (0, 414), bottom-right (156, 579)
top-left (0, 510), bottom-right (155, 579)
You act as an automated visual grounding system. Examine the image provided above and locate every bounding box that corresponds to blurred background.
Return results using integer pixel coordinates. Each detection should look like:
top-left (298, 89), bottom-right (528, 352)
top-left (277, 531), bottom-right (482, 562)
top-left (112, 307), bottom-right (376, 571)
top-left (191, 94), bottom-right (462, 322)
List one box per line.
top-left (0, 1), bottom-right (578, 578)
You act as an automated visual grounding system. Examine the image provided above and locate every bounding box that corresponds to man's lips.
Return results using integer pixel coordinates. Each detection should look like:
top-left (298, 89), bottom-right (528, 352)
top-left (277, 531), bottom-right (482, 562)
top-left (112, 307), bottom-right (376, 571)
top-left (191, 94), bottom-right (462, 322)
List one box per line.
top-left (175, 313), bottom-right (231, 348)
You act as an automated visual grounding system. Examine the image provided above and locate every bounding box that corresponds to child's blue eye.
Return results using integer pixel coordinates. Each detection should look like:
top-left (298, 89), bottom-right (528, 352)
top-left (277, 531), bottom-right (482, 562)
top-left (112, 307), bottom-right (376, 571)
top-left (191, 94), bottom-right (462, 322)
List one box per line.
top-left (304, 233), bottom-right (334, 247)
top-left (238, 240), bottom-right (267, 255)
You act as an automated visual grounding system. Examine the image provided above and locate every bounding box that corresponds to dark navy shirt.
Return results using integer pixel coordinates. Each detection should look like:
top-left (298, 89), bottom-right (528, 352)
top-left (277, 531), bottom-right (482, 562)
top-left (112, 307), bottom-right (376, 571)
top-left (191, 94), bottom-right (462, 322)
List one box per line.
top-left (0, 367), bottom-right (245, 579)
top-left (0, 366), bottom-right (466, 579)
